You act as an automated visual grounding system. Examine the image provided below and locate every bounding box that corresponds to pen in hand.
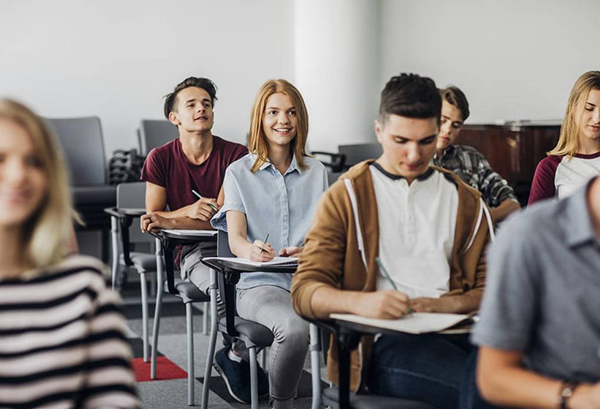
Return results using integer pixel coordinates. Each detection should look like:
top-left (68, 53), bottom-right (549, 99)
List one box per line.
top-left (191, 189), bottom-right (218, 212)
top-left (376, 257), bottom-right (413, 315)
top-left (260, 233), bottom-right (270, 254)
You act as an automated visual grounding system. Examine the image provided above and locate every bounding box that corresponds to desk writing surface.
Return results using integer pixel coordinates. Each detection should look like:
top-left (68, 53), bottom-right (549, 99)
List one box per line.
top-left (203, 256), bottom-right (298, 267)
top-left (330, 312), bottom-right (473, 334)
top-left (161, 229), bottom-right (217, 236)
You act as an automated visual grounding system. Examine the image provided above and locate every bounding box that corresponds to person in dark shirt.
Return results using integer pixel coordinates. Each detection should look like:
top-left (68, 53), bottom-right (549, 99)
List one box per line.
top-left (140, 77), bottom-right (264, 403)
top-left (433, 86), bottom-right (520, 223)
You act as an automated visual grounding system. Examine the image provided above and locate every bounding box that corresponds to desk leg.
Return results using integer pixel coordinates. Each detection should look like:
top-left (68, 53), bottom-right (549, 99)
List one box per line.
top-left (110, 217), bottom-right (119, 290)
top-left (201, 268), bottom-right (219, 409)
top-left (151, 238), bottom-right (164, 380)
top-left (338, 333), bottom-right (352, 409)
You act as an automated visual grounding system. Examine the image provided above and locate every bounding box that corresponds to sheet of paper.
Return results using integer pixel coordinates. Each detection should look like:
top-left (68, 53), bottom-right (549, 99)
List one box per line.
top-left (330, 312), bottom-right (472, 334)
top-left (162, 229), bottom-right (218, 236)
top-left (203, 256), bottom-right (298, 267)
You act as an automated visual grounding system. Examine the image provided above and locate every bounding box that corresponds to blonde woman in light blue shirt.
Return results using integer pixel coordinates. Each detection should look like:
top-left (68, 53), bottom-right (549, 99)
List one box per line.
top-left (212, 79), bottom-right (328, 409)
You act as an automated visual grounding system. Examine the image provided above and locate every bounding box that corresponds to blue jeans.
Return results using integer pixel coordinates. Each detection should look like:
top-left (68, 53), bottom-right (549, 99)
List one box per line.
top-left (459, 350), bottom-right (501, 409)
top-left (366, 333), bottom-right (474, 409)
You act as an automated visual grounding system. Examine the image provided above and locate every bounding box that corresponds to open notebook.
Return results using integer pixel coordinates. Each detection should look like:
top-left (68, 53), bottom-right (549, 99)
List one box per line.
top-left (330, 312), bottom-right (475, 334)
top-left (202, 256), bottom-right (298, 268)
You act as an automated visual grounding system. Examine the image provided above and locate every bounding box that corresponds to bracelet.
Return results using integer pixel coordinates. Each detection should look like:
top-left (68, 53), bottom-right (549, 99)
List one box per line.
top-left (559, 380), bottom-right (579, 409)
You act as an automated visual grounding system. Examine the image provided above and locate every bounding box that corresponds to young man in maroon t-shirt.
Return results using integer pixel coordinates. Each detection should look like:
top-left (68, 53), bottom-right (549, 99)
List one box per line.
top-left (140, 77), bottom-right (265, 403)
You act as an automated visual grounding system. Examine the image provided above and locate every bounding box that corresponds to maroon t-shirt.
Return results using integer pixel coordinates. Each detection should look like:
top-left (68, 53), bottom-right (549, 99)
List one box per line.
top-left (141, 136), bottom-right (247, 211)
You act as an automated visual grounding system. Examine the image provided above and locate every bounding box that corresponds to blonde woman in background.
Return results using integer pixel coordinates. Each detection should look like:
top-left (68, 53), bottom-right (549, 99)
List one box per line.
top-left (0, 99), bottom-right (139, 408)
top-left (529, 71), bottom-right (600, 204)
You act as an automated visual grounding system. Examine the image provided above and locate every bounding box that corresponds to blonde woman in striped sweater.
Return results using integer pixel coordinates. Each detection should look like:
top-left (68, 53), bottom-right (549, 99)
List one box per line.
top-left (0, 99), bottom-right (139, 408)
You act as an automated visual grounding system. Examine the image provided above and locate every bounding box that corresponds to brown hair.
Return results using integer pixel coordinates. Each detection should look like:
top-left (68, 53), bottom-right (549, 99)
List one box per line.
top-left (549, 71), bottom-right (600, 157)
top-left (441, 85), bottom-right (470, 121)
top-left (248, 79), bottom-right (309, 173)
top-left (163, 77), bottom-right (218, 119)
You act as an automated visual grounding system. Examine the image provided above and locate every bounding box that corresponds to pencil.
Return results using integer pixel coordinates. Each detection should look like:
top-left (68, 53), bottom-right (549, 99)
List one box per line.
top-left (260, 233), bottom-right (270, 254)
top-left (191, 189), bottom-right (218, 212)
top-left (376, 257), bottom-right (413, 315)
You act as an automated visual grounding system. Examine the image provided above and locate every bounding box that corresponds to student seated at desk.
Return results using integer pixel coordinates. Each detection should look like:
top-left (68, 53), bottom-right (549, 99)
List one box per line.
top-left (470, 176), bottom-right (600, 409)
top-left (433, 85), bottom-right (520, 223)
top-left (0, 99), bottom-right (139, 408)
top-left (291, 73), bottom-right (494, 409)
top-left (211, 79), bottom-right (328, 409)
top-left (139, 77), bottom-right (258, 402)
top-left (529, 71), bottom-right (600, 205)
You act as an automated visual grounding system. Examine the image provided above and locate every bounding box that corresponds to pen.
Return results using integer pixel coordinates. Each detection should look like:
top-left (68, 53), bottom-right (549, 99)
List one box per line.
top-left (376, 257), bottom-right (413, 315)
top-left (260, 233), bottom-right (270, 254)
top-left (191, 189), bottom-right (218, 212)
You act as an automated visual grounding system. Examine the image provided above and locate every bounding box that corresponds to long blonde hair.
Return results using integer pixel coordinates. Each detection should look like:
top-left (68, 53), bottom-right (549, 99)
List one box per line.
top-left (549, 71), bottom-right (600, 157)
top-left (248, 79), bottom-right (309, 173)
top-left (0, 99), bottom-right (74, 269)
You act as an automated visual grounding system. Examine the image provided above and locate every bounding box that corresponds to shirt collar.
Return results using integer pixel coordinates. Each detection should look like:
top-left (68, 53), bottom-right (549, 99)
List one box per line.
top-left (371, 162), bottom-right (435, 182)
top-left (256, 152), bottom-right (302, 175)
top-left (434, 144), bottom-right (456, 160)
top-left (563, 178), bottom-right (599, 247)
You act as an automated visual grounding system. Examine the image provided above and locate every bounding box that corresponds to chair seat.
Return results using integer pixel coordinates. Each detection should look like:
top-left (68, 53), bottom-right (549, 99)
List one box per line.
top-left (119, 252), bottom-right (157, 273)
top-left (218, 316), bottom-right (274, 350)
top-left (173, 280), bottom-right (210, 304)
top-left (322, 386), bottom-right (438, 409)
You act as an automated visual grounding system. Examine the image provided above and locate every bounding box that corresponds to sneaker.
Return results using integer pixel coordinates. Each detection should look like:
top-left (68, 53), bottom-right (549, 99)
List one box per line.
top-left (214, 347), bottom-right (270, 403)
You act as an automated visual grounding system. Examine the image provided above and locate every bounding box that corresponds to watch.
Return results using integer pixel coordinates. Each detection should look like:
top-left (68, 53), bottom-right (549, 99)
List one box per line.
top-left (560, 380), bottom-right (579, 409)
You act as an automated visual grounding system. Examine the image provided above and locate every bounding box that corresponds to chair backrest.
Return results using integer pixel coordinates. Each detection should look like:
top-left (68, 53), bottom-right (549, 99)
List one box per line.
top-left (139, 119), bottom-right (179, 155)
top-left (338, 143), bottom-right (382, 168)
top-left (217, 230), bottom-right (235, 258)
top-left (116, 182), bottom-right (151, 245)
top-left (46, 117), bottom-right (107, 186)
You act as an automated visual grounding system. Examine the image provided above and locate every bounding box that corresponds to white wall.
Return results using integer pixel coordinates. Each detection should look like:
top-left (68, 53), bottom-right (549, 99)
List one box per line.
top-left (380, 0), bottom-right (600, 124)
top-left (0, 0), bottom-right (295, 155)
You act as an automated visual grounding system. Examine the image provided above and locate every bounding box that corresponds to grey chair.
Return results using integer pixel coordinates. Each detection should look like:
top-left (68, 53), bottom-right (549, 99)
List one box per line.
top-left (200, 231), bottom-right (275, 409)
top-left (338, 143), bottom-right (382, 169)
top-left (139, 119), bottom-right (179, 155)
top-left (47, 116), bottom-right (116, 260)
top-left (107, 182), bottom-right (156, 362)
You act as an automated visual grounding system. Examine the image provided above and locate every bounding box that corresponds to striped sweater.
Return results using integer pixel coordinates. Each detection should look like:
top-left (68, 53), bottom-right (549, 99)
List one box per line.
top-left (0, 255), bottom-right (139, 408)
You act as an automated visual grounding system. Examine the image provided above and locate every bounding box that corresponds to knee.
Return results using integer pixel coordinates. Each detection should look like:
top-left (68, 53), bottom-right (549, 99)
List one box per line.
top-left (275, 315), bottom-right (309, 345)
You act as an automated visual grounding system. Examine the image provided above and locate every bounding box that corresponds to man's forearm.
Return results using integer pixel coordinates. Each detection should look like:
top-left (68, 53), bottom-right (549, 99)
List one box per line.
top-left (436, 291), bottom-right (482, 314)
top-left (152, 213), bottom-right (213, 230)
top-left (491, 199), bottom-right (520, 223)
top-left (310, 286), bottom-right (365, 319)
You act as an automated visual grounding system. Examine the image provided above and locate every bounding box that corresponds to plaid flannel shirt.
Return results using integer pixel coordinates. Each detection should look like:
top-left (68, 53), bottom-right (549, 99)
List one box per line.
top-left (433, 144), bottom-right (517, 208)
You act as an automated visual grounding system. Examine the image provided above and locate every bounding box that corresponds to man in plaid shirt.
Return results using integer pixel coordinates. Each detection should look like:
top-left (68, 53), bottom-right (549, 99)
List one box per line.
top-left (433, 86), bottom-right (520, 223)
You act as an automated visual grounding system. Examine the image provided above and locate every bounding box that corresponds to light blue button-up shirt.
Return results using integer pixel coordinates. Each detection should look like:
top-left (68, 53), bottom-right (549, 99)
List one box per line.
top-left (211, 153), bottom-right (329, 290)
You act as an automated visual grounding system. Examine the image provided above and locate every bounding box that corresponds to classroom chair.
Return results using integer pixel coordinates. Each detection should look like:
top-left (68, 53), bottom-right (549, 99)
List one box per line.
top-left (138, 119), bottom-right (179, 155)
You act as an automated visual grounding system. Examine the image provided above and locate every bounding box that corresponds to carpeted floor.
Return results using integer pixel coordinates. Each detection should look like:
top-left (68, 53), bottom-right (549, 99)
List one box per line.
top-left (122, 282), bottom-right (327, 408)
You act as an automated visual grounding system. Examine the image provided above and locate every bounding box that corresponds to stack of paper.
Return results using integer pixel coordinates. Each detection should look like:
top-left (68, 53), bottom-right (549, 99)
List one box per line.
top-left (203, 256), bottom-right (298, 268)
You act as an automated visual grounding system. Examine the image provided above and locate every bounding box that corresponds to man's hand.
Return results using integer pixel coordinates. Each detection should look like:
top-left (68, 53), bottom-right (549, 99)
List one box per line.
top-left (185, 198), bottom-right (220, 222)
top-left (248, 240), bottom-right (275, 262)
top-left (279, 246), bottom-right (302, 257)
top-left (569, 382), bottom-right (600, 409)
top-left (141, 212), bottom-right (171, 232)
top-left (410, 297), bottom-right (441, 313)
top-left (355, 290), bottom-right (411, 319)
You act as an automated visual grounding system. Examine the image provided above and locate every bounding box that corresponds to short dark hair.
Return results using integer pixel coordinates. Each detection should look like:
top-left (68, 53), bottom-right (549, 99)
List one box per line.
top-left (441, 86), bottom-right (470, 121)
top-left (379, 73), bottom-right (441, 124)
top-left (163, 77), bottom-right (218, 119)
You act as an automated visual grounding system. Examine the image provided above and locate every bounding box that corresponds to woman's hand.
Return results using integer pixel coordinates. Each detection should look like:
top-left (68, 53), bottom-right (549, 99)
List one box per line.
top-left (248, 239), bottom-right (275, 262)
top-left (278, 246), bottom-right (302, 257)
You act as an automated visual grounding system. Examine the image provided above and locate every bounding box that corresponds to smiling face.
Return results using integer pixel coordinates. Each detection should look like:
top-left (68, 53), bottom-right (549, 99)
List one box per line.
top-left (436, 100), bottom-right (464, 152)
top-left (169, 86), bottom-right (214, 134)
top-left (0, 119), bottom-right (48, 229)
top-left (375, 114), bottom-right (439, 184)
top-left (578, 89), bottom-right (600, 143)
top-left (262, 92), bottom-right (298, 149)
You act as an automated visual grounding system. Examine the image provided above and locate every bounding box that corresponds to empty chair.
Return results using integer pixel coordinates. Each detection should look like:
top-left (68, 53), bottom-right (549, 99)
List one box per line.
top-left (139, 119), bottom-right (179, 155)
top-left (338, 142), bottom-right (382, 168)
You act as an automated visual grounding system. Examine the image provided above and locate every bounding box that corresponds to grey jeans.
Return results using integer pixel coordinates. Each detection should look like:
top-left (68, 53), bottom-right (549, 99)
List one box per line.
top-left (237, 285), bottom-right (309, 408)
top-left (181, 244), bottom-right (249, 360)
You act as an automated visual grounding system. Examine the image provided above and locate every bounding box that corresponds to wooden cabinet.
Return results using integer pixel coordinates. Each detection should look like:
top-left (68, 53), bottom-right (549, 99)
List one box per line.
top-left (458, 122), bottom-right (560, 205)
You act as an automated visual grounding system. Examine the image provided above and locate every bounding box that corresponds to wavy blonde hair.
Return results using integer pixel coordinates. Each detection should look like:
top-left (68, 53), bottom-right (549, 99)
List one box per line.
top-left (549, 71), bottom-right (600, 157)
top-left (0, 99), bottom-right (74, 270)
top-left (248, 79), bottom-right (309, 173)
